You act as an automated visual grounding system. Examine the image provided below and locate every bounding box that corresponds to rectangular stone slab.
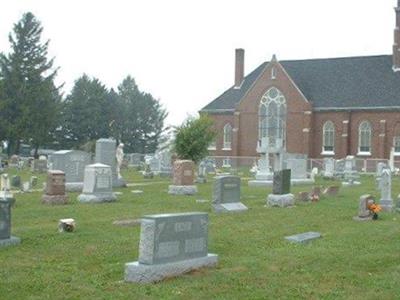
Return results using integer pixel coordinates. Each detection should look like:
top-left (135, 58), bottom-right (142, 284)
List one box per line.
top-left (138, 212), bottom-right (208, 265)
top-left (285, 232), bottom-right (321, 244)
top-left (212, 202), bottom-right (248, 213)
top-left (213, 176), bottom-right (241, 205)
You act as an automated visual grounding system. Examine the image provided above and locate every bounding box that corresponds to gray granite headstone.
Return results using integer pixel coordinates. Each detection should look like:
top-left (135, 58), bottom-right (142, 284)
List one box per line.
top-left (285, 232), bottom-right (321, 244)
top-left (95, 138), bottom-right (125, 187)
top-left (125, 212), bottom-right (218, 283)
top-left (0, 196), bottom-right (20, 247)
top-left (51, 150), bottom-right (92, 191)
top-left (273, 169), bottom-right (291, 195)
top-left (31, 159), bottom-right (48, 173)
top-left (212, 176), bottom-right (247, 213)
top-left (11, 175), bottom-right (21, 188)
top-left (77, 163), bottom-right (116, 203)
top-left (379, 168), bottom-right (393, 212)
top-left (323, 158), bottom-right (335, 178)
top-left (128, 153), bottom-right (142, 167)
top-left (286, 158), bottom-right (307, 179)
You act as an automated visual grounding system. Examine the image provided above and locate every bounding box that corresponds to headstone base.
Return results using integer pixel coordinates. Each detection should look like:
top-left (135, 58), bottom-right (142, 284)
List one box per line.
top-left (113, 177), bottom-right (127, 188)
top-left (65, 182), bottom-right (84, 192)
top-left (353, 216), bottom-right (373, 221)
top-left (285, 232), bottom-right (321, 243)
top-left (342, 181), bottom-right (361, 186)
top-left (125, 254), bottom-right (218, 283)
top-left (195, 177), bottom-right (207, 184)
top-left (77, 193), bottom-right (117, 203)
top-left (249, 178), bottom-right (314, 187)
top-left (143, 172), bottom-right (154, 179)
top-left (168, 185), bottom-right (198, 195)
top-left (42, 195), bottom-right (68, 205)
top-left (380, 199), bottom-right (393, 212)
top-left (0, 236), bottom-right (21, 248)
top-left (212, 202), bottom-right (248, 213)
top-left (267, 193), bottom-right (295, 207)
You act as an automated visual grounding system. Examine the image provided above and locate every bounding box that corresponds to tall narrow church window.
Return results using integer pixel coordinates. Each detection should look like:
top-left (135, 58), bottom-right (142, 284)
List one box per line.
top-left (393, 123), bottom-right (400, 154)
top-left (271, 67), bottom-right (276, 79)
top-left (223, 123), bottom-right (232, 149)
top-left (258, 87), bottom-right (286, 149)
top-left (322, 121), bottom-right (335, 153)
top-left (358, 121), bottom-right (372, 153)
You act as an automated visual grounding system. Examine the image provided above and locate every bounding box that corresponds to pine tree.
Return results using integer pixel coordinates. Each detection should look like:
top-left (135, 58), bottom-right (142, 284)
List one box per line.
top-left (0, 12), bottom-right (60, 156)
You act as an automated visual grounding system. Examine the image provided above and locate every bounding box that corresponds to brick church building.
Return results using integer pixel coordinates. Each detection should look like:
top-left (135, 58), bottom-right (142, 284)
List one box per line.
top-left (201, 2), bottom-right (400, 160)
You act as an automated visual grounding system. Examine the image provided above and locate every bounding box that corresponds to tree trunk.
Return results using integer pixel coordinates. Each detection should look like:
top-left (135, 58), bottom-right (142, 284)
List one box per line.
top-left (34, 144), bottom-right (39, 159)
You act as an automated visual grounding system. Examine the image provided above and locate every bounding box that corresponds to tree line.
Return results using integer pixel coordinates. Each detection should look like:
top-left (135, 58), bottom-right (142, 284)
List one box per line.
top-left (0, 12), bottom-right (167, 157)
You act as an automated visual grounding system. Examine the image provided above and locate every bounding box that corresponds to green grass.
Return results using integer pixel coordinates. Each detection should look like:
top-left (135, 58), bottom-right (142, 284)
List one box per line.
top-left (1, 169), bottom-right (400, 299)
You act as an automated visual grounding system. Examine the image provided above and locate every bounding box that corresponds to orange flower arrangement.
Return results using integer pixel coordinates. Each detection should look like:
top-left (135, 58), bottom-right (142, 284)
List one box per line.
top-left (368, 203), bottom-right (382, 214)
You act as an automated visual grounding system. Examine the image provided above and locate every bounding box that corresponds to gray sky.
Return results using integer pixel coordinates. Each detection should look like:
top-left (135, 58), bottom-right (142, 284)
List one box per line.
top-left (0, 0), bottom-right (396, 126)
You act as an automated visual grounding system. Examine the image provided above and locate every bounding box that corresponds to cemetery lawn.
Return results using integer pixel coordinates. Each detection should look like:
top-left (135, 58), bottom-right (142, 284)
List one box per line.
top-left (1, 169), bottom-right (400, 300)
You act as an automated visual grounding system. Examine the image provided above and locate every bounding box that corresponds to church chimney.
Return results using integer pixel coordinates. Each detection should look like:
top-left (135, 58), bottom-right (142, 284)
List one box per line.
top-left (393, 0), bottom-right (400, 71)
top-left (234, 48), bottom-right (244, 88)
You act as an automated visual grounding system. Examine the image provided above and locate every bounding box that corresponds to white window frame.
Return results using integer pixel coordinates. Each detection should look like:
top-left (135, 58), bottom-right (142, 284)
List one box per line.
top-left (207, 139), bottom-right (216, 151)
top-left (223, 123), bottom-right (232, 150)
top-left (258, 87), bottom-right (286, 149)
top-left (222, 157), bottom-right (231, 168)
top-left (357, 121), bottom-right (372, 156)
top-left (321, 121), bottom-right (335, 155)
top-left (394, 136), bottom-right (400, 155)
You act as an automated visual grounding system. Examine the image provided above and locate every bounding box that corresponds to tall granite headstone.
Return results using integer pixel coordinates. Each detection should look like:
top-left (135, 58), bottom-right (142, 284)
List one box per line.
top-left (267, 169), bottom-right (294, 207)
top-left (379, 168), bottom-right (393, 212)
top-left (0, 196), bottom-right (20, 247)
top-left (323, 158), bottom-right (335, 178)
top-left (95, 138), bottom-right (126, 187)
top-left (124, 212), bottom-right (218, 283)
top-left (212, 176), bottom-right (247, 213)
top-left (78, 163), bottom-right (117, 203)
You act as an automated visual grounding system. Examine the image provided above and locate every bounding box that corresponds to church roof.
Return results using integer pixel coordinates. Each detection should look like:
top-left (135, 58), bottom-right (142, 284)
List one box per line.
top-left (201, 55), bottom-right (400, 112)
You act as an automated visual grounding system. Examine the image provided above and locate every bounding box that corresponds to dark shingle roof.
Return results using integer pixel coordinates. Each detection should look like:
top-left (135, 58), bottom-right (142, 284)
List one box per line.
top-left (201, 55), bottom-right (400, 112)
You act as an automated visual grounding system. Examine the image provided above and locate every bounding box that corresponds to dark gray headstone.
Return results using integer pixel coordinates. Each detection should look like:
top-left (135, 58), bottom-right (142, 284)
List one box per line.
top-left (11, 175), bottom-right (21, 188)
top-left (212, 176), bottom-right (247, 212)
top-left (0, 198), bottom-right (12, 239)
top-left (273, 169), bottom-right (291, 195)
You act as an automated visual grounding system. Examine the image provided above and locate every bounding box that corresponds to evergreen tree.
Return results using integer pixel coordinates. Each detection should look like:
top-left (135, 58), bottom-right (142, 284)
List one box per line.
top-left (59, 75), bottom-right (112, 148)
top-left (0, 12), bottom-right (60, 156)
top-left (116, 76), bottom-right (167, 153)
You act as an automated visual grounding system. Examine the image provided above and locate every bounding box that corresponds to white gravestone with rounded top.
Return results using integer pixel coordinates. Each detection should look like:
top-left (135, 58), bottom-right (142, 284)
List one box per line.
top-left (125, 212), bottom-right (218, 283)
top-left (77, 163), bottom-right (116, 203)
top-left (379, 168), bottom-right (393, 212)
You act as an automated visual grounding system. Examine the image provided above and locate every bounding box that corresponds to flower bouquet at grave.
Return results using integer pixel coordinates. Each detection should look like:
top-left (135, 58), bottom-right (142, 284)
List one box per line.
top-left (367, 203), bottom-right (382, 220)
top-left (310, 194), bottom-right (319, 202)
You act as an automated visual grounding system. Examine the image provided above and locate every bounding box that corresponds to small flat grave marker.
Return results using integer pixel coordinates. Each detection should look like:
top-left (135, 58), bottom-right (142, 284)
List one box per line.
top-left (285, 232), bottom-right (321, 244)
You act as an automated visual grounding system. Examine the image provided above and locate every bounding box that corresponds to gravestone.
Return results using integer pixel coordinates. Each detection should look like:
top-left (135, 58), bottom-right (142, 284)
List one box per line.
top-left (286, 158), bottom-right (308, 180)
top-left (78, 163), bottom-right (116, 203)
top-left (273, 169), bottom-right (291, 195)
top-left (0, 174), bottom-right (10, 194)
top-left (30, 176), bottom-right (38, 188)
top-left (148, 156), bottom-right (160, 174)
top-left (168, 160), bottom-right (197, 195)
top-left (128, 153), bottom-right (142, 168)
top-left (11, 175), bottom-right (21, 189)
top-left (95, 138), bottom-right (126, 187)
top-left (8, 155), bottom-right (19, 168)
top-left (353, 194), bottom-right (374, 221)
top-left (323, 158), bottom-right (335, 178)
top-left (124, 212), bottom-right (218, 283)
top-left (255, 156), bottom-right (272, 180)
top-left (158, 149), bottom-right (173, 177)
top-left (142, 162), bottom-right (154, 179)
top-left (212, 176), bottom-right (247, 213)
top-left (267, 169), bottom-right (294, 207)
top-left (42, 170), bottom-right (68, 205)
top-left (0, 196), bottom-right (20, 248)
top-left (379, 168), bottom-right (393, 212)
top-left (31, 159), bottom-right (48, 173)
top-left (195, 161), bottom-right (207, 184)
top-left (285, 232), bottom-right (321, 244)
top-left (51, 150), bottom-right (92, 192)
top-left (334, 159), bottom-right (345, 178)
top-left (342, 156), bottom-right (360, 186)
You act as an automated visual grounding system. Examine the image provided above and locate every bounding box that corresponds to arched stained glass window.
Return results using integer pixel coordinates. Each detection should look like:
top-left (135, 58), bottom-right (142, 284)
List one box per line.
top-left (258, 87), bottom-right (286, 149)
top-left (358, 121), bottom-right (372, 153)
top-left (323, 121), bottom-right (335, 152)
top-left (223, 123), bottom-right (232, 149)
